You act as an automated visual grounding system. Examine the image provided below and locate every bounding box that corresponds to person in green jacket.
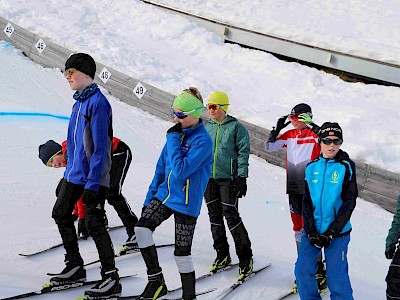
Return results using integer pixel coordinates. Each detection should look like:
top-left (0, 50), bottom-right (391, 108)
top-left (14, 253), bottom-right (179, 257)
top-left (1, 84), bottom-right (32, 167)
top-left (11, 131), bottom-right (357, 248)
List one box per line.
top-left (204, 91), bottom-right (253, 281)
top-left (385, 195), bottom-right (400, 299)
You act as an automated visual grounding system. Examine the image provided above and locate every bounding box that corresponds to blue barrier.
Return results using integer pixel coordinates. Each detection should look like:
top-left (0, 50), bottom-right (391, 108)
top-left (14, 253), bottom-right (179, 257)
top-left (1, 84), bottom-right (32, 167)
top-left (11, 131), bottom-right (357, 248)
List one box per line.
top-left (0, 112), bottom-right (69, 120)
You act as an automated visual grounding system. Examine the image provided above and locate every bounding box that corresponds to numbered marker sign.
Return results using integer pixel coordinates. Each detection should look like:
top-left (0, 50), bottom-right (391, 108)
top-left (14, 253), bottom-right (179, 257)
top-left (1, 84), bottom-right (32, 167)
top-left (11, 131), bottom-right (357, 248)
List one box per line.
top-left (4, 23), bottom-right (14, 38)
top-left (99, 67), bottom-right (111, 84)
top-left (35, 38), bottom-right (46, 54)
top-left (133, 82), bottom-right (146, 99)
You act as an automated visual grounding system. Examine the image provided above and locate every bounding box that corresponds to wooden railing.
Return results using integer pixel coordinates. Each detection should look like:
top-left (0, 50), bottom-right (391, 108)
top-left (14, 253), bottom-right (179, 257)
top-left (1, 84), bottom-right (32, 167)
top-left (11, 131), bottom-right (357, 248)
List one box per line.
top-left (1, 16), bottom-right (399, 213)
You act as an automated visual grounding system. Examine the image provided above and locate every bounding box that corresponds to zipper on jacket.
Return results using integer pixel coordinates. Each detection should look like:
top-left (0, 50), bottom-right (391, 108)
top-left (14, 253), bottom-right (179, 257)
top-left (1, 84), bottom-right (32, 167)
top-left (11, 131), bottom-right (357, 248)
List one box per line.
top-left (318, 159), bottom-right (328, 232)
top-left (162, 170), bottom-right (172, 204)
top-left (67, 101), bottom-right (82, 182)
top-left (183, 179), bottom-right (189, 205)
top-left (212, 125), bottom-right (221, 179)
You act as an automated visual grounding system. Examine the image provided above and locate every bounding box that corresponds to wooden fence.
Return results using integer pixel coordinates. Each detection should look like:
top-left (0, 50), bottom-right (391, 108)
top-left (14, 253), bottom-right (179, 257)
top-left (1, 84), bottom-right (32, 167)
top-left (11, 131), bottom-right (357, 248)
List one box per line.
top-left (1, 16), bottom-right (399, 213)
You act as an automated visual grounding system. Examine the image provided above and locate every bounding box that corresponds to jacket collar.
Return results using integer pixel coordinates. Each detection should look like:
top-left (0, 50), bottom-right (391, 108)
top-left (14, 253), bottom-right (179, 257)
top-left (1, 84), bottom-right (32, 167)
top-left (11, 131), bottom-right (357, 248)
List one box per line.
top-left (73, 83), bottom-right (98, 101)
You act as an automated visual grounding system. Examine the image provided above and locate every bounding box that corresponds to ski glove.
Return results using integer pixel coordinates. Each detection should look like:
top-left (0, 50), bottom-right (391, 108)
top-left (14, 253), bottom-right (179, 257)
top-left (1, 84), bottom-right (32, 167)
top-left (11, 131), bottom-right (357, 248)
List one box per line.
top-left (386, 244), bottom-right (396, 260)
top-left (318, 229), bottom-right (335, 248)
top-left (298, 113), bottom-right (314, 125)
top-left (275, 115), bottom-right (290, 133)
top-left (308, 231), bottom-right (322, 249)
top-left (235, 177), bottom-right (247, 198)
top-left (82, 189), bottom-right (98, 205)
top-left (78, 218), bottom-right (89, 240)
top-left (167, 122), bottom-right (183, 134)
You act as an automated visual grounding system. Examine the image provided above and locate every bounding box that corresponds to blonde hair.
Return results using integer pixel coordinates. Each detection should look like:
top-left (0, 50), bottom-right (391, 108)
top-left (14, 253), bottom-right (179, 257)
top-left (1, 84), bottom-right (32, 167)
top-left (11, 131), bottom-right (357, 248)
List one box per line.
top-left (183, 87), bottom-right (203, 104)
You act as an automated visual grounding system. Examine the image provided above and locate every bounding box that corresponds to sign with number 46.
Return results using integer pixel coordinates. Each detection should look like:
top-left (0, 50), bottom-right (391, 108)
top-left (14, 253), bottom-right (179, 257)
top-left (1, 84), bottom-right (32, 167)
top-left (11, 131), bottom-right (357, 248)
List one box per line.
top-left (99, 67), bottom-right (111, 84)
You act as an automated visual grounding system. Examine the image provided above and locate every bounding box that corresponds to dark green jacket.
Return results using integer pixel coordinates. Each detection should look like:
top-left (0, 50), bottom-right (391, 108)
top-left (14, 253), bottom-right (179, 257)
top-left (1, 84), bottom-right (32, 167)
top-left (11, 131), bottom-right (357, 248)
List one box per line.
top-left (205, 115), bottom-right (249, 179)
top-left (386, 195), bottom-right (400, 250)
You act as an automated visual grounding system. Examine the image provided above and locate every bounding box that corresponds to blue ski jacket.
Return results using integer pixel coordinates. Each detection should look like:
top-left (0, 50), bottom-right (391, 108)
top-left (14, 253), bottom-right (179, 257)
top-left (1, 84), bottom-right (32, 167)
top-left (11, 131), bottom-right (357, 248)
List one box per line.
top-left (303, 149), bottom-right (358, 236)
top-left (145, 119), bottom-right (213, 217)
top-left (64, 84), bottom-right (113, 192)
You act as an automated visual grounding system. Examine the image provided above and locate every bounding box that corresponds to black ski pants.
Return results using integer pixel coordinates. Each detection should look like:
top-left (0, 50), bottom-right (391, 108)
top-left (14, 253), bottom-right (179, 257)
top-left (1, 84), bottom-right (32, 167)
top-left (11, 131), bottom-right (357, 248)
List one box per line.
top-left (386, 246), bottom-right (400, 299)
top-left (204, 178), bottom-right (252, 262)
top-left (106, 141), bottom-right (138, 237)
top-left (52, 180), bottom-right (116, 272)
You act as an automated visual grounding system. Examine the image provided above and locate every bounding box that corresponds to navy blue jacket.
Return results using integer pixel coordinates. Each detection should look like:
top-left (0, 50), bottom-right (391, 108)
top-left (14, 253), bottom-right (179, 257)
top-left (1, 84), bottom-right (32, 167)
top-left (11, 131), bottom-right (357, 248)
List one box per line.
top-left (64, 84), bottom-right (113, 192)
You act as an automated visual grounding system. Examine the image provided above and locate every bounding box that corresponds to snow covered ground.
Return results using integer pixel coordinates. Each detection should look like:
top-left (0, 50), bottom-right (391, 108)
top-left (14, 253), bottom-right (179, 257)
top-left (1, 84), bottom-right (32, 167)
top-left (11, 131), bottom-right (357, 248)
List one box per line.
top-left (1, 0), bottom-right (400, 173)
top-left (0, 1), bottom-right (398, 299)
top-left (0, 39), bottom-right (391, 300)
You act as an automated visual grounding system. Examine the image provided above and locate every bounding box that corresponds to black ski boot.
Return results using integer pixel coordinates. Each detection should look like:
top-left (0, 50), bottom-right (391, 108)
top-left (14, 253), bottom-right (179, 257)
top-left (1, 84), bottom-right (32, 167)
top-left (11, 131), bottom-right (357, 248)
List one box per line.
top-left (180, 271), bottom-right (196, 300)
top-left (140, 272), bottom-right (167, 300)
top-left (119, 233), bottom-right (138, 255)
top-left (84, 268), bottom-right (121, 299)
top-left (210, 249), bottom-right (231, 273)
top-left (50, 253), bottom-right (86, 285)
top-left (316, 260), bottom-right (327, 293)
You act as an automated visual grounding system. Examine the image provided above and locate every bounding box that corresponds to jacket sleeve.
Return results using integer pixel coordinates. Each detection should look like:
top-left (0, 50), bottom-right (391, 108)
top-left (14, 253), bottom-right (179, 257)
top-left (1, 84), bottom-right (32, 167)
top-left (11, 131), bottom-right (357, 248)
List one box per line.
top-left (166, 133), bottom-right (210, 180)
top-left (328, 160), bottom-right (358, 234)
top-left (144, 144), bottom-right (167, 206)
top-left (265, 131), bottom-right (288, 152)
top-left (236, 122), bottom-right (250, 178)
top-left (85, 99), bottom-right (112, 192)
top-left (386, 196), bottom-right (400, 249)
top-left (303, 180), bottom-right (317, 234)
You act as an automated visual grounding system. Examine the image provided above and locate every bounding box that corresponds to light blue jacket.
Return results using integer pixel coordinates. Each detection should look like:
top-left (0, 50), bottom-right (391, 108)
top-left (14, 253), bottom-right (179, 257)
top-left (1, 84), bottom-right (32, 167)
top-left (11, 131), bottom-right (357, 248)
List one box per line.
top-left (145, 119), bottom-right (213, 217)
top-left (303, 150), bottom-right (357, 235)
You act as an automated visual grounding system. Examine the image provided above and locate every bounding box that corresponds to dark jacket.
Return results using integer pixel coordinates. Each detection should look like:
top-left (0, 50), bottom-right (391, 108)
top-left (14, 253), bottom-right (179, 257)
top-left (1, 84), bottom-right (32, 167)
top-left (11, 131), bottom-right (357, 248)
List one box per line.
top-left (303, 149), bottom-right (358, 236)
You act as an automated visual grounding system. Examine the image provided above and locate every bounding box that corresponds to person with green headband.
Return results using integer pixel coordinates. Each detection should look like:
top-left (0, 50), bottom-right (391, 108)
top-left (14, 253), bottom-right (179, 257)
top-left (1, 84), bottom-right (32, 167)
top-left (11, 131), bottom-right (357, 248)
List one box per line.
top-left (134, 87), bottom-right (213, 300)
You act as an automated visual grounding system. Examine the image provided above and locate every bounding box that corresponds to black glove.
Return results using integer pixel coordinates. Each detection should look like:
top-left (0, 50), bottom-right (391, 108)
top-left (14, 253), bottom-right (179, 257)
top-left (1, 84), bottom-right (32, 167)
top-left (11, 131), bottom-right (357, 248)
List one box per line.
top-left (275, 115), bottom-right (290, 133)
top-left (235, 177), bottom-right (247, 198)
top-left (386, 244), bottom-right (396, 260)
top-left (167, 122), bottom-right (182, 134)
top-left (318, 229), bottom-right (335, 248)
top-left (308, 231), bottom-right (322, 249)
top-left (77, 218), bottom-right (89, 240)
top-left (82, 189), bottom-right (98, 205)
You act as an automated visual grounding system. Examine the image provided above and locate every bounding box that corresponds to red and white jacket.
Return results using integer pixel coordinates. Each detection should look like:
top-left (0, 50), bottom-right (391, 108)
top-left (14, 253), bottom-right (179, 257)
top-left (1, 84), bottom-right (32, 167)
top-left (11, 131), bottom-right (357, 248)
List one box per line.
top-left (266, 128), bottom-right (320, 194)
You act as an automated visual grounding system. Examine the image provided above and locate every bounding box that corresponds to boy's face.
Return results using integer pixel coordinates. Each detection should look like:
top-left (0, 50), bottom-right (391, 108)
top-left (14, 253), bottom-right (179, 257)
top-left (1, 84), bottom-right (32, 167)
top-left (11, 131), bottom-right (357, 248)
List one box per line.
top-left (207, 103), bottom-right (226, 122)
top-left (289, 114), bottom-right (307, 130)
top-left (64, 68), bottom-right (92, 92)
top-left (320, 136), bottom-right (342, 159)
top-left (48, 153), bottom-right (66, 168)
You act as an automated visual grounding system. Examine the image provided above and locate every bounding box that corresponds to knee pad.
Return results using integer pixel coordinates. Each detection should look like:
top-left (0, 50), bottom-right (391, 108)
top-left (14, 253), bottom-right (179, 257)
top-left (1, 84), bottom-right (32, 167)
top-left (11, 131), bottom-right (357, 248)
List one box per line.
top-left (175, 255), bottom-right (194, 273)
top-left (135, 226), bottom-right (154, 248)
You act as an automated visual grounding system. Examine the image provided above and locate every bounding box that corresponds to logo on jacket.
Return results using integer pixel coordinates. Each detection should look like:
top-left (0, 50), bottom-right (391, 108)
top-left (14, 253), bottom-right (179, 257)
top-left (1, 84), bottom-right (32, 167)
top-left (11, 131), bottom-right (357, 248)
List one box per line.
top-left (331, 171), bottom-right (339, 183)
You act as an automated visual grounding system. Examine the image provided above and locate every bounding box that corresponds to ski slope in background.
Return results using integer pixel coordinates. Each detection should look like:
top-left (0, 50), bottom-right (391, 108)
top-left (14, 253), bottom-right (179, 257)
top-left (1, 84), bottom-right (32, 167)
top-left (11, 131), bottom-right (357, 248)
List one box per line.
top-left (0, 38), bottom-right (391, 299)
top-left (1, 0), bottom-right (400, 173)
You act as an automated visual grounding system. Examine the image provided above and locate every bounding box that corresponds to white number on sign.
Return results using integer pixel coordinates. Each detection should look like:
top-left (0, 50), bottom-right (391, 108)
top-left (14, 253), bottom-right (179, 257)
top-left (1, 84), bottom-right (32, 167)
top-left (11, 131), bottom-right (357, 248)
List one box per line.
top-left (99, 67), bottom-right (111, 84)
top-left (4, 23), bottom-right (14, 38)
top-left (133, 82), bottom-right (147, 99)
top-left (35, 38), bottom-right (46, 54)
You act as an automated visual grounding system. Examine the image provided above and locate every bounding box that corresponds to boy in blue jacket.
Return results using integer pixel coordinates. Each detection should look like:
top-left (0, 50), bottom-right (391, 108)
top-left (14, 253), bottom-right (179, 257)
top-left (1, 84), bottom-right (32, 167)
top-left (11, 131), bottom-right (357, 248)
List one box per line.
top-left (295, 122), bottom-right (357, 300)
top-left (135, 87), bottom-right (213, 300)
top-left (50, 53), bottom-right (120, 299)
